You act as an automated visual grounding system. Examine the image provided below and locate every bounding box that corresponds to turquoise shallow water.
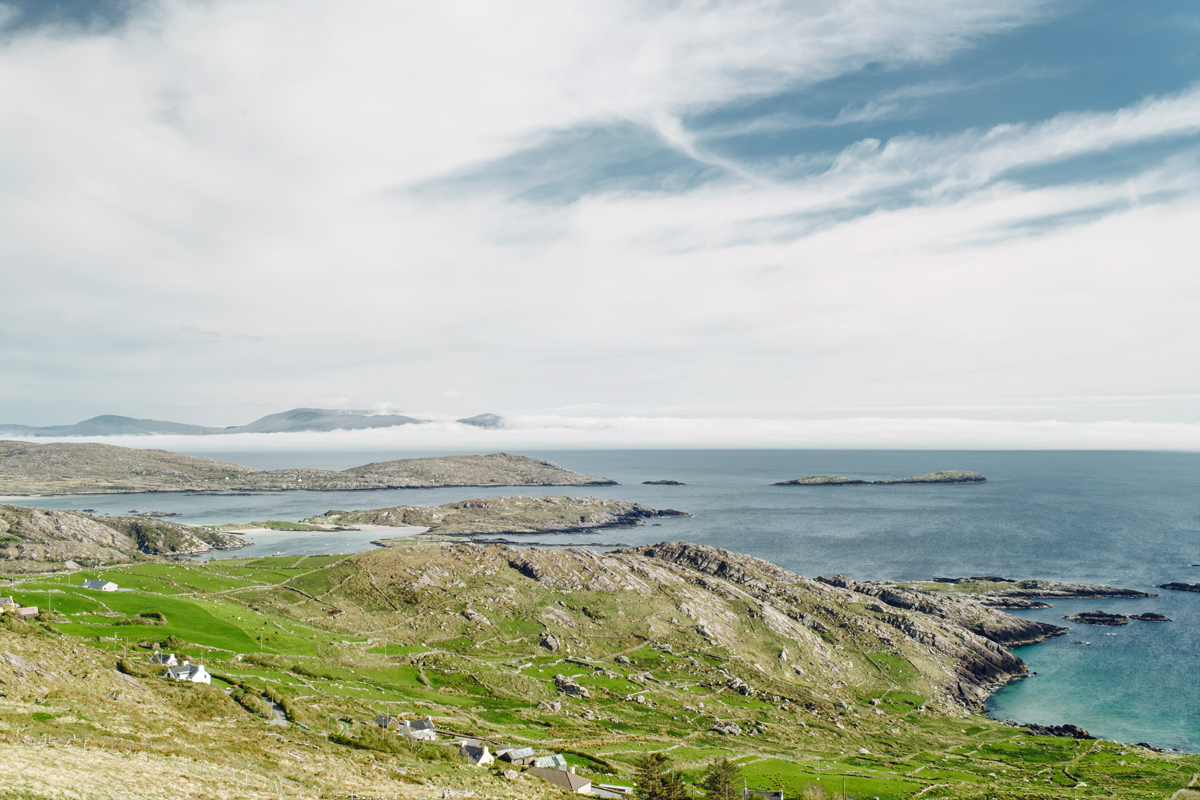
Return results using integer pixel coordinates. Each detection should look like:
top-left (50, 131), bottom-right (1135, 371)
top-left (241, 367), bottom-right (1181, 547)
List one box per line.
top-left (15, 449), bottom-right (1199, 750)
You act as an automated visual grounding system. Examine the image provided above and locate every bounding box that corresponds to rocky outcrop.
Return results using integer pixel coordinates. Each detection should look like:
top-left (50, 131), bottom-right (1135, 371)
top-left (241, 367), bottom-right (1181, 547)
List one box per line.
top-left (774, 476), bottom-right (868, 486)
top-left (1129, 613), bottom-right (1171, 622)
top-left (1020, 723), bottom-right (1094, 740)
top-left (553, 674), bottom-right (590, 699)
top-left (642, 480), bottom-right (685, 485)
top-left (1156, 582), bottom-right (1200, 593)
top-left (1064, 611), bottom-right (1129, 626)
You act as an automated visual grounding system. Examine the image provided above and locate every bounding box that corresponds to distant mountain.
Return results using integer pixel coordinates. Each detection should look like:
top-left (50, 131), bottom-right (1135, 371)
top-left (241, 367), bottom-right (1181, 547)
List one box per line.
top-left (229, 408), bottom-right (423, 433)
top-left (456, 412), bottom-right (503, 429)
top-left (0, 407), bottom-right (508, 436)
top-left (0, 414), bottom-right (221, 437)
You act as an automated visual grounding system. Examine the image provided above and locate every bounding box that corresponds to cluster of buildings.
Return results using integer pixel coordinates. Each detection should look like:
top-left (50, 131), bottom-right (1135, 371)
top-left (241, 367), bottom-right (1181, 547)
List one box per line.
top-left (1, 579), bottom-right (120, 621)
top-left (371, 714), bottom-right (632, 797)
top-left (0, 595), bottom-right (39, 620)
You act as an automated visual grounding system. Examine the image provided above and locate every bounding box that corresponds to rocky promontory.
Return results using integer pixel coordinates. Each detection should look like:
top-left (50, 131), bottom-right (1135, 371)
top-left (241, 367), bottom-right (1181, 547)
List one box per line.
top-left (642, 480), bottom-right (686, 485)
top-left (308, 495), bottom-right (690, 538)
top-left (915, 578), bottom-right (1155, 606)
top-left (0, 504), bottom-right (245, 572)
top-left (774, 470), bottom-right (985, 486)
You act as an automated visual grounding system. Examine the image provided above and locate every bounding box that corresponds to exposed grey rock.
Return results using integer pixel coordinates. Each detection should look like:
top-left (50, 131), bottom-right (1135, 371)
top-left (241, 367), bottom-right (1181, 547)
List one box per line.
top-left (711, 720), bottom-right (742, 735)
top-left (553, 674), bottom-right (590, 699)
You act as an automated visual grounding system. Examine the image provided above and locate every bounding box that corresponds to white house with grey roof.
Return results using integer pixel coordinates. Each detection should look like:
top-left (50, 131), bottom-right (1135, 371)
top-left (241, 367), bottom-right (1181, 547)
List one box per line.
top-left (166, 662), bottom-right (210, 684)
top-left (400, 717), bottom-right (437, 740)
top-left (78, 580), bottom-right (118, 591)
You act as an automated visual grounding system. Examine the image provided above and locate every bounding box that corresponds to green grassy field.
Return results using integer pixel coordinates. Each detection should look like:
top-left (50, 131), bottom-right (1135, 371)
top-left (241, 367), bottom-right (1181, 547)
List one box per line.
top-left (2, 545), bottom-right (1196, 800)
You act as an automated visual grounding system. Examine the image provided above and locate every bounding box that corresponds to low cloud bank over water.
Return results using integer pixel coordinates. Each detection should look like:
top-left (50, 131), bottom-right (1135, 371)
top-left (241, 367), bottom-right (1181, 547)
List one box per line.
top-left (8, 416), bottom-right (1196, 452)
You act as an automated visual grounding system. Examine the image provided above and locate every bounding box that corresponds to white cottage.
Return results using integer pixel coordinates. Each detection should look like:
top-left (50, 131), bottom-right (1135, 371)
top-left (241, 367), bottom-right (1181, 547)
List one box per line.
top-left (458, 740), bottom-right (493, 766)
top-left (166, 662), bottom-right (210, 684)
top-left (79, 580), bottom-right (118, 592)
top-left (400, 717), bottom-right (437, 741)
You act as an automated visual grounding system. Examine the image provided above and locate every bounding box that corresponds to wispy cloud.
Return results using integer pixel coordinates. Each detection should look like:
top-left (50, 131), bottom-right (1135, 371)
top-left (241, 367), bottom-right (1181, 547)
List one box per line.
top-left (0, 0), bottom-right (1195, 446)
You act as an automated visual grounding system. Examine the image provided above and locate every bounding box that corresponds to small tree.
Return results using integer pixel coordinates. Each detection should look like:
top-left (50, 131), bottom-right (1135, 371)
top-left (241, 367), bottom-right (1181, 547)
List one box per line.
top-left (702, 757), bottom-right (741, 799)
top-left (635, 753), bottom-right (689, 800)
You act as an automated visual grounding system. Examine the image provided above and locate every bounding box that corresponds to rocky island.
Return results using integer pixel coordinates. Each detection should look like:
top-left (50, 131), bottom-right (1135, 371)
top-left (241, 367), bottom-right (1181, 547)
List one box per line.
top-left (1156, 582), bottom-right (1200, 593)
top-left (0, 441), bottom-right (615, 495)
top-left (774, 470), bottom-right (986, 486)
top-left (306, 495), bottom-right (690, 540)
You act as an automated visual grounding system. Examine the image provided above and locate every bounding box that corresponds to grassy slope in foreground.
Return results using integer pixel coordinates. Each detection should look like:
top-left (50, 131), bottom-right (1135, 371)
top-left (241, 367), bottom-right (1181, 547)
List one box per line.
top-left (2, 542), bottom-right (1196, 800)
top-left (307, 495), bottom-right (688, 536)
top-left (0, 440), bottom-right (614, 495)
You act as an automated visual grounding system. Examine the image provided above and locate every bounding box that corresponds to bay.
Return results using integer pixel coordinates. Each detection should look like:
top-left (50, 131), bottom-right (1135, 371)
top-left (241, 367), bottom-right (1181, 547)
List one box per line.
top-left (13, 448), bottom-right (1198, 751)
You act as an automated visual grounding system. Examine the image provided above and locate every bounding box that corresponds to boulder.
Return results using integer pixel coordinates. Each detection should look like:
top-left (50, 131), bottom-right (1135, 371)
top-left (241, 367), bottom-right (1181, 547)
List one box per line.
top-left (553, 674), bottom-right (591, 699)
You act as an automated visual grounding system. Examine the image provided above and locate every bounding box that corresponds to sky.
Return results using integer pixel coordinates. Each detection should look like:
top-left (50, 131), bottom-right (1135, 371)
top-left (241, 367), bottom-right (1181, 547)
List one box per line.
top-left (0, 0), bottom-right (1197, 449)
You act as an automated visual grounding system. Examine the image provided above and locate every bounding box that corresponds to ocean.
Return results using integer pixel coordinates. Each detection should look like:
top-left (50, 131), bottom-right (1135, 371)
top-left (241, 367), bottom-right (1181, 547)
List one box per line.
top-left (13, 448), bottom-right (1199, 751)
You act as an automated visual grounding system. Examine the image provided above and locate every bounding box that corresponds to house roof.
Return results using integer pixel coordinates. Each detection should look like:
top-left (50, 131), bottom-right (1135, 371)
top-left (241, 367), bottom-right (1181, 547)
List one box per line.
top-left (497, 746), bottom-right (535, 761)
top-left (532, 754), bottom-right (568, 769)
top-left (149, 653), bottom-right (177, 664)
top-left (167, 664), bottom-right (207, 679)
top-left (405, 717), bottom-right (435, 730)
top-left (527, 767), bottom-right (591, 793)
top-left (459, 743), bottom-right (491, 763)
top-left (80, 580), bottom-right (117, 589)
top-left (375, 715), bottom-right (399, 727)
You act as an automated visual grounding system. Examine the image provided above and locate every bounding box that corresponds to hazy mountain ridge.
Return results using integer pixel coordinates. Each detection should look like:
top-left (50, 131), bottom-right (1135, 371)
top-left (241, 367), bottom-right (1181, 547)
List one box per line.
top-left (0, 407), bottom-right (503, 436)
top-left (0, 441), bottom-right (614, 495)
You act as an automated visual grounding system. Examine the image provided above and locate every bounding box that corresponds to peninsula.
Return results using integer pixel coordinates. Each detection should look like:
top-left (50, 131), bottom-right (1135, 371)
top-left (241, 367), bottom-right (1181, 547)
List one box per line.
top-left (3, 538), bottom-right (1194, 799)
top-left (306, 495), bottom-right (690, 539)
top-left (0, 441), bottom-right (614, 495)
top-left (774, 470), bottom-right (986, 486)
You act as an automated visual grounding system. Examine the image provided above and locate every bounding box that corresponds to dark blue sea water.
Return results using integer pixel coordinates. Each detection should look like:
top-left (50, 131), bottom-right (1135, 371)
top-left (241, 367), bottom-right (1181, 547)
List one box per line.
top-left (14, 449), bottom-right (1199, 751)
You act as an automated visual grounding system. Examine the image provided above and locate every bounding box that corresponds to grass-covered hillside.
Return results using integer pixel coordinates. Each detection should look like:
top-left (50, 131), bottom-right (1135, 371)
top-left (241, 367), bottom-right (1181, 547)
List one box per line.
top-left (1, 541), bottom-right (1196, 799)
top-left (0, 441), bottom-right (615, 495)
